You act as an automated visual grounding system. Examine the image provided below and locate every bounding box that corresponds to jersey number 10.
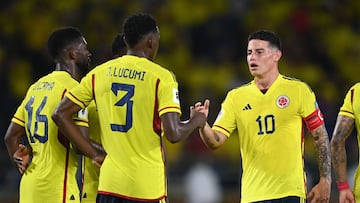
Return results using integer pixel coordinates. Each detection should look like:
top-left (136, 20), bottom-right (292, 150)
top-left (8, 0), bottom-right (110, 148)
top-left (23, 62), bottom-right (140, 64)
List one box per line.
top-left (256, 114), bottom-right (275, 135)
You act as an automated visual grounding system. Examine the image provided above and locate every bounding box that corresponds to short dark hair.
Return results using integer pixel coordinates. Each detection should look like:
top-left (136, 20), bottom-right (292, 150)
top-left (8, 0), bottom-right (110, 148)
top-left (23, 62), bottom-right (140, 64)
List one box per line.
top-left (123, 13), bottom-right (158, 48)
top-left (111, 33), bottom-right (127, 57)
top-left (47, 27), bottom-right (83, 60)
top-left (248, 30), bottom-right (282, 51)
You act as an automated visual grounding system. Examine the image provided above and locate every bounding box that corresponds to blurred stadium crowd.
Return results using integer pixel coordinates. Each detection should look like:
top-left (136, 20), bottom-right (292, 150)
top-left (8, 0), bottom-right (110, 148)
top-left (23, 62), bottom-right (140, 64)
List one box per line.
top-left (1, 0), bottom-right (360, 202)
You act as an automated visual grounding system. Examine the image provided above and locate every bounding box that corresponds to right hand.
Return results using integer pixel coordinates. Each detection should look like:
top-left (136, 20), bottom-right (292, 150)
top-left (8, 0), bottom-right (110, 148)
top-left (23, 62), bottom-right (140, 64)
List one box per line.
top-left (191, 99), bottom-right (210, 117)
top-left (339, 189), bottom-right (355, 203)
top-left (92, 153), bottom-right (106, 168)
top-left (190, 99), bottom-right (210, 128)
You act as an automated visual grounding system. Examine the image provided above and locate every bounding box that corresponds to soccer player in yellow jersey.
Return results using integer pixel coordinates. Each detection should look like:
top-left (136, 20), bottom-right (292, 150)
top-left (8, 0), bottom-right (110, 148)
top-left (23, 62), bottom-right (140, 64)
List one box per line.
top-left (4, 27), bottom-right (92, 203)
top-left (331, 83), bottom-right (360, 203)
top-left (52, 13), bottom-right (206, 203)
top-left (194, 30), bottom-right (331, 203)
top-left (80, 33), bottom-right (127, 203)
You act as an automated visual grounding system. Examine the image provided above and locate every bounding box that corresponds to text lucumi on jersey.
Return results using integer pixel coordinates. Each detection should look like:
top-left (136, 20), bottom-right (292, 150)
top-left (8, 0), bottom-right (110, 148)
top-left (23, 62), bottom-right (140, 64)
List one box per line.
top-left (106, 66), bottom-right (146, 81)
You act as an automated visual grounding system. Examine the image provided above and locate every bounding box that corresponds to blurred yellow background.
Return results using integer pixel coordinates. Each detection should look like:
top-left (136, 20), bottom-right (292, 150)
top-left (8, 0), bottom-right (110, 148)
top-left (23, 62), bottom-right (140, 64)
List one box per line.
top-left (1, 0), bottom-right (360, 202)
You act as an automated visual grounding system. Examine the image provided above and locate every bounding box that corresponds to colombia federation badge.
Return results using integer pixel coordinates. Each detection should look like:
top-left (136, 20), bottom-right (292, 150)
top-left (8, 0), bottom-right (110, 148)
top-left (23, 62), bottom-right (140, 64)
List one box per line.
top-left (276, 95), bottom-right (290, 109)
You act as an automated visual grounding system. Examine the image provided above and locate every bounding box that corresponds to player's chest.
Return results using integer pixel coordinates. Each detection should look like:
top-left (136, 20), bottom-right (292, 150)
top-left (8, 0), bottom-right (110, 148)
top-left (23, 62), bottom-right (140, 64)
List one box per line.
top-left (233, 91), bottom-right (299, 118)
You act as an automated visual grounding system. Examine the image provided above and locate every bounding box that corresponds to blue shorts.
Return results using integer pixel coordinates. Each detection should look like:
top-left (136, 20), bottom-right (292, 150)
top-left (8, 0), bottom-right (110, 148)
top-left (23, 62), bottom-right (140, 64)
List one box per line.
top-left (96, 194), bottom-right (167, 203)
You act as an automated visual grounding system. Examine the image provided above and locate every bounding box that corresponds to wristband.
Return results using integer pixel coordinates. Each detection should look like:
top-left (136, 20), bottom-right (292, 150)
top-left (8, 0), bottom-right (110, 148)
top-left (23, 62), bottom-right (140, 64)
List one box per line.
top-left (337, 181), bottom-right (350, 191)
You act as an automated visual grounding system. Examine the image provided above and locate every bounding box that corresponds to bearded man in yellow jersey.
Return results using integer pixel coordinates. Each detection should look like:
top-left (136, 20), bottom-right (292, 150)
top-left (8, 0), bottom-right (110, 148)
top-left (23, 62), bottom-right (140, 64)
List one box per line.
top-left (52, 13), bottom-right (207, 203)
top-left (331, 83), bottom-right (360, 203)
top-left (4, 27), bottom-right (93, 203)
top-left (194, 30), bottom-right (331, 203)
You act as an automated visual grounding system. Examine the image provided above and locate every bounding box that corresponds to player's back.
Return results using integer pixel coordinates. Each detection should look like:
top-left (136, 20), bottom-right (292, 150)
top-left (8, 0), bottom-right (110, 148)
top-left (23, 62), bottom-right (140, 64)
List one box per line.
top-left (13, 71), bottom-right (82, 203)
top-left (88, 55), bottom-right (180, 199)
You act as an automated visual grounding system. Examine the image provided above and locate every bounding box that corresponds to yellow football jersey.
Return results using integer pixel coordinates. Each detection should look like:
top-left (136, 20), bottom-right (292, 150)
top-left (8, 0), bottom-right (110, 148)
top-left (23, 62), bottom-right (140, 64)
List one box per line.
top-left (213, 75), bottom-right (322, 202)
top-left (12, 71), bottom-right (86, 203)
top-left (66, 55), bottom-right (181, 200)
top-left (338, 83), bottom-right (360, 202)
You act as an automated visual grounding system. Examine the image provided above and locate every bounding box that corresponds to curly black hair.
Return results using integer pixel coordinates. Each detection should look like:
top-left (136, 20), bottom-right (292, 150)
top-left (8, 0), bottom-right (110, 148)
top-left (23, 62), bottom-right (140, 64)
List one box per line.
top-left (111, 33), bottom-right (127, 57)
top-left (47, 27), bottom-right (83, 60)
top-left (123, 13), bottom-right (158, 48)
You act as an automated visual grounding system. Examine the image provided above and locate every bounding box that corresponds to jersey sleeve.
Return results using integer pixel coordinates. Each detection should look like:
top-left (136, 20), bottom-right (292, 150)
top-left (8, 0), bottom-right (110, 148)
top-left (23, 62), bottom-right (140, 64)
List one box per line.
top-left (338, 84), bottom-right (357, 119)
top-left (158, 71), bottom-right (181, 116)
top-left (12, 99), bottom-right (27, 127)
top-left (300, 83), bottom-right (324, 131)
top-left (212, 90), bottom-right (237, 137)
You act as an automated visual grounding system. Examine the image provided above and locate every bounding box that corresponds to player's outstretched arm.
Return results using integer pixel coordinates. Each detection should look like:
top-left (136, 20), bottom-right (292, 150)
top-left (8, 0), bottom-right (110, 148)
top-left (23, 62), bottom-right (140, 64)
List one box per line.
top-left (194, 99), bottom-right (227, 150)
top-left (307, 124), bottom-right (331, 203)
top-left (52, 97), bottom-right (105, 166)
top-left (331, 115), bottom-right (355, 203)
top-left (161, 110), bottom-right (206, 144)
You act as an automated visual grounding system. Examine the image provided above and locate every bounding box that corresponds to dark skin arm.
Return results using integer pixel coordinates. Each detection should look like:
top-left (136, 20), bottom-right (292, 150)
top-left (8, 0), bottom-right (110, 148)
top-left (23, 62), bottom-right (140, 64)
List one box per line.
top-left (160, 110), bottom-right (206, 144)
top-left (77, 126), bottom-right (106, 155)
top-left (52, 97), bottom-right (105, 166)
top-left (4, 122), bottom-right (31, 174)
top-left (331, 115), bottom-right (355, 203)
top-left (307, 124), bottom-right (332, 203)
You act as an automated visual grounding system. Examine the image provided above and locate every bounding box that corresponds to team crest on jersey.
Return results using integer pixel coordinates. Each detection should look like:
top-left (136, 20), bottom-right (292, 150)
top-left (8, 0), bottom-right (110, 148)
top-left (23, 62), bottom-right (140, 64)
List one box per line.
top-left (276, 95), bottom-right (290, 109)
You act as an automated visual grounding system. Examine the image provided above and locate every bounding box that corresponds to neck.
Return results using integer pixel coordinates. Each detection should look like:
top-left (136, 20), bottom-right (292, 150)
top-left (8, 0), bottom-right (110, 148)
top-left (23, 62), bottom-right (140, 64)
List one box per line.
top-left (255, 72), bottom-right (279, 90)
top-left (127, 50), bottom-right (147, 58)
top-left (55, 62), bottom-right (82, 82)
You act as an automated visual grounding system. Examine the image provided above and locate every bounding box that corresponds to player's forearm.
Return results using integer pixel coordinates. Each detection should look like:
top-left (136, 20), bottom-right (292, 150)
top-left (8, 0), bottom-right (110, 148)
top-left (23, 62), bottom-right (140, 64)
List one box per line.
top-left (90, 141), bottom-right (106, 155)
top-left (199, 123), bottom-right (223, 150)
top-left (312, 125), bottom-right (332, 182)
top-left (53, 112), bottom-right (99, 159)
top-left (331, 139), bottom-right (348, 182)
top-left (162, 111), bottom-right (206, 143)
top-left (331, 115), bottom-right (354, 182)
top-left (4, 123), bottom-right (24, 159)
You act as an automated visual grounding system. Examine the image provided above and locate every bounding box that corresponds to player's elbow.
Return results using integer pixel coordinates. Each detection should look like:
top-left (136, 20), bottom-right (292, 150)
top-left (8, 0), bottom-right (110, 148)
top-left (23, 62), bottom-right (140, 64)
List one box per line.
top-left (165, 132), bottom-right (182, 144)
top-left (52, 107), bottom-right (64, 126)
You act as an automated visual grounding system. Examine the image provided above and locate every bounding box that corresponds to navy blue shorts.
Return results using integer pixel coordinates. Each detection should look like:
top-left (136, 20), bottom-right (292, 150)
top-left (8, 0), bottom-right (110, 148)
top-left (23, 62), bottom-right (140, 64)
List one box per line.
top-left (96, 194), bottom-right (166, 203)
top-left (253, 196), bottom-right (304, 203)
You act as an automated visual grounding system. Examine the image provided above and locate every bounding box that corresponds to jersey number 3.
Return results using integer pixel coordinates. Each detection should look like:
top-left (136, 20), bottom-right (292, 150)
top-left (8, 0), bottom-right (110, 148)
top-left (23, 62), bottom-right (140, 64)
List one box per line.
top-left (111, 83), bottom-right (134, 132)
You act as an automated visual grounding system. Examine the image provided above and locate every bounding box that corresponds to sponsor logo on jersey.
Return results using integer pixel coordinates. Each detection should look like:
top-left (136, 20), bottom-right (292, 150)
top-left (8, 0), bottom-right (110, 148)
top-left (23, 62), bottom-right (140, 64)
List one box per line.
top-left (242, 104), bottom-right (252, 110)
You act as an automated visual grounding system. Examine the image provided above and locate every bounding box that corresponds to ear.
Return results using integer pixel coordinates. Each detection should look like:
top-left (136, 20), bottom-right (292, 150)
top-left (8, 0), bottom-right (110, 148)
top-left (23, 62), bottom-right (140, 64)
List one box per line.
top-left (147, 37), bottom-right (153, 49)
top-left (274, 50), bottom-right (282, 62)
top-left (68, 48), bottom-right (77, 59)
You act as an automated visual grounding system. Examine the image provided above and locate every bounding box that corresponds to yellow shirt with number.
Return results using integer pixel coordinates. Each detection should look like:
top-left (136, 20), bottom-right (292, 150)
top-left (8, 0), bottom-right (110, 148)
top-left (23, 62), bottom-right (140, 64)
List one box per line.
top-left (12, 71), bottom-right (86, 203)
top-left (66, 55), bottom-right (181, 201)
top-left (213, 75), bottom-right (321, 202)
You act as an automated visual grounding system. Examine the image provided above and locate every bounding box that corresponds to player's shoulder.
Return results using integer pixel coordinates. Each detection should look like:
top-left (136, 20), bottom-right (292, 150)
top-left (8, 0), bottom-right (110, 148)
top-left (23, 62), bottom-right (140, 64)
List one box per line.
top-left (280, 75), bottom-right (312, 89)
top-left (228, 81), bottom-right (253, 94)
top-left (280, 75), bottom-right (304, 84)
top-left (139, 58), bottom-right (177, 81)
top-left (349, 82), bottom-right (360, 90)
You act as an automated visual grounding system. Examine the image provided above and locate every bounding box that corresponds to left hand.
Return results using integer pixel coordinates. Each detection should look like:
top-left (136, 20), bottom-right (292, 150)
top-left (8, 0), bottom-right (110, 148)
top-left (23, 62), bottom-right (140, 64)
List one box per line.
top-left (307, 177), bottom-right (331, 203)
top-left (13, 144), bottom-right (31, 174)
